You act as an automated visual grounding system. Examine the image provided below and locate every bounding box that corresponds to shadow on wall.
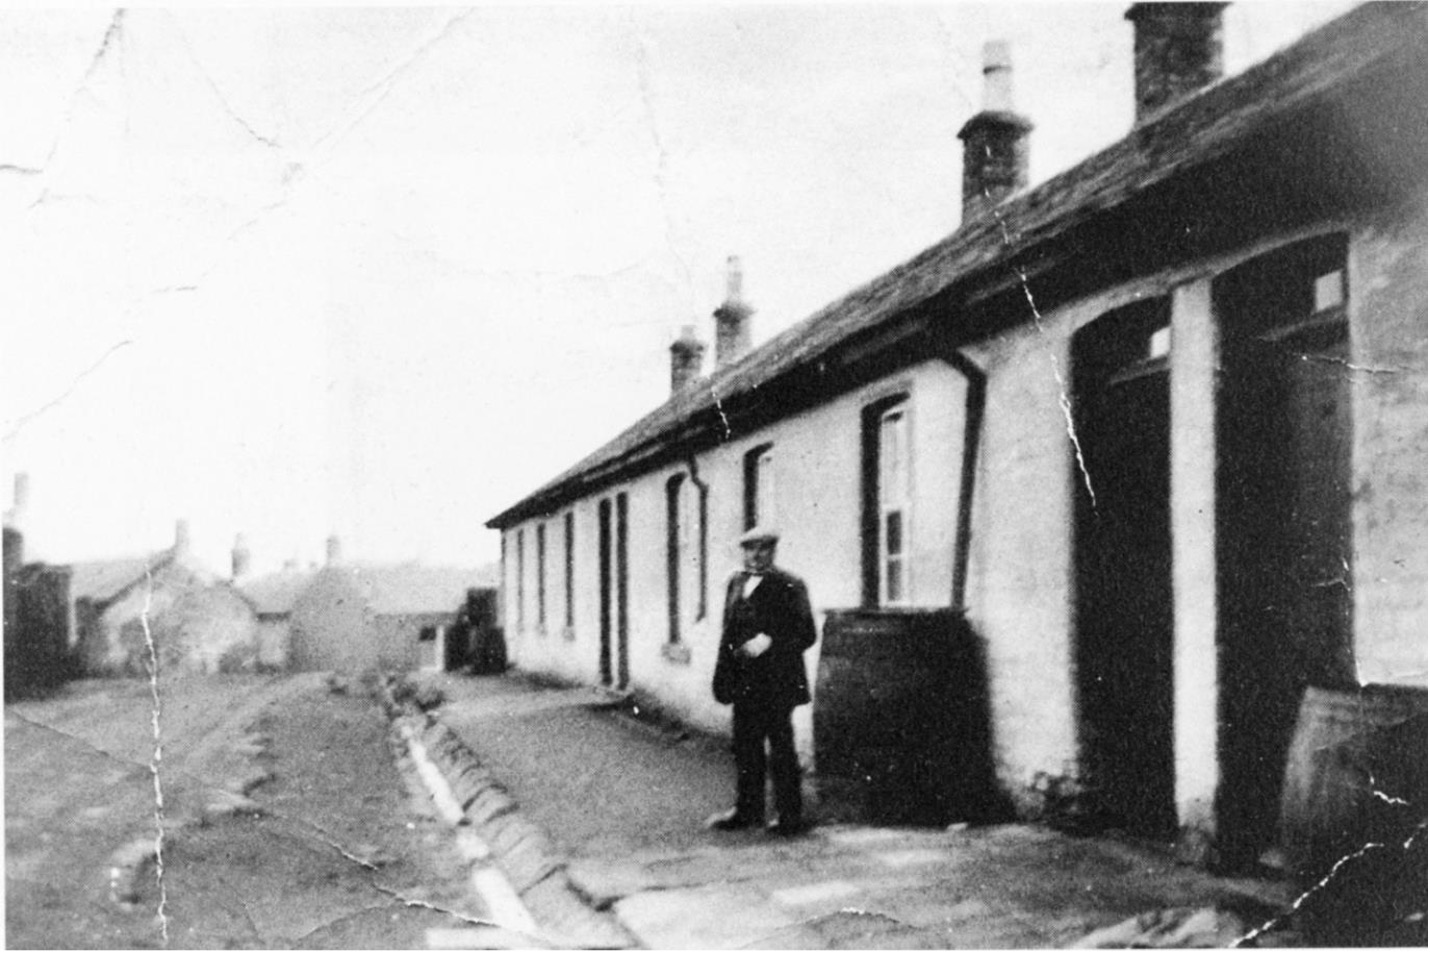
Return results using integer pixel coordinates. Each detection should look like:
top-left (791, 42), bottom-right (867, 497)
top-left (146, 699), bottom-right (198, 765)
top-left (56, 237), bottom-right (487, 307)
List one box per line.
top-left (814, 608), bottom-right (1011, 826)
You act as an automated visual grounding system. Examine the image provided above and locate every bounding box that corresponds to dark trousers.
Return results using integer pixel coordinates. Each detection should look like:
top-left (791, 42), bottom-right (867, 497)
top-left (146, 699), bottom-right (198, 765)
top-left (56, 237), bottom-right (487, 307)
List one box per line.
top-left (732, 702), bottom-right (802, 823)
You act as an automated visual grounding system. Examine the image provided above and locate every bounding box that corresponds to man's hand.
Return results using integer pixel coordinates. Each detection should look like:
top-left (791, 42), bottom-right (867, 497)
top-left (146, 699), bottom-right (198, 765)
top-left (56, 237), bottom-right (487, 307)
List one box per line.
top-left (740, 633), bottom-right (773, 658)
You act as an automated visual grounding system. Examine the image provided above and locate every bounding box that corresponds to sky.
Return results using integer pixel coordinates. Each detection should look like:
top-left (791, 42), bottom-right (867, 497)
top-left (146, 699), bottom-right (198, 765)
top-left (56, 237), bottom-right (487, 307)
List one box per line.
top-left (1, 1), bottom-right (1358, 576)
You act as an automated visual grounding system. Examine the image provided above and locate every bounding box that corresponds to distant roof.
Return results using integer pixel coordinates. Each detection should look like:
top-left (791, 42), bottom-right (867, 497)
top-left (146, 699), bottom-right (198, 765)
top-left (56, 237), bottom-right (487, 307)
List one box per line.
top-left (69, 556), bottom-right (166, 603)
top-left (340, 563), bottom-right (490, 616)
top-left (238, 570), bottom-right (315, 616)
top-left (66, 546), bottom-right (221, 603)
top-left (487, 2), bottom-right (1425, 529)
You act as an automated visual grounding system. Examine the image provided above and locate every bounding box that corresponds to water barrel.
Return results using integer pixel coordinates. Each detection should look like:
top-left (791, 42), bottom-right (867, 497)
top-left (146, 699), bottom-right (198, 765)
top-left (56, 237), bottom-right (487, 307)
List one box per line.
top-left (1279, 685), bottom-right (1427, 943)
top-left (814, 608), bottom-right (995, 825)
top-left (1280, 684), bottom-right (1427, 874)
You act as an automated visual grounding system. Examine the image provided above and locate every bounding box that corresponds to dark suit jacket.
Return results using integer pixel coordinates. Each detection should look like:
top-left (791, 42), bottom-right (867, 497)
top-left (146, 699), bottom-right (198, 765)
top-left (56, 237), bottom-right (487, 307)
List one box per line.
top-left (712, 567), bottom-right (817, 709)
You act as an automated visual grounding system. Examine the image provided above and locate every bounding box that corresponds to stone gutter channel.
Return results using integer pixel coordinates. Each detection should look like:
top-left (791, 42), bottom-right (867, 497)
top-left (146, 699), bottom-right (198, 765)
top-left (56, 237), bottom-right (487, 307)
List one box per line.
top-left (378, 682), bottom-right (637, 950)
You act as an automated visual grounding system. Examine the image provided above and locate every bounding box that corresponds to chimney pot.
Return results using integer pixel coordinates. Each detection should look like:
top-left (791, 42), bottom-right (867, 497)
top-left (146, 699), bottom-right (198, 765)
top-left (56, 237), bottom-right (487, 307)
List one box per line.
top-left (670, 324), bottom-right (706, 393)
top-left (714, 256), bottom-right (754, 369)
top-left (981, 40), bottom-right (1014, 112)
top-left (326, 535), bottom-right (342, 566)
top-left (1126, 3), bottom-right (1228, 123)
top-left (174, 519), bottom-right (191, 556)
top-left (957, 40), bottom-right (1033, 226)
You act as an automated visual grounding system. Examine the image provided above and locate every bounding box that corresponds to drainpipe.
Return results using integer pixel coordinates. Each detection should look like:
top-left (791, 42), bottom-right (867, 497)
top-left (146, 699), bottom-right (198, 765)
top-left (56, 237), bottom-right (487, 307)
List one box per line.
top-left (935, 348), bottom-right (987, 612)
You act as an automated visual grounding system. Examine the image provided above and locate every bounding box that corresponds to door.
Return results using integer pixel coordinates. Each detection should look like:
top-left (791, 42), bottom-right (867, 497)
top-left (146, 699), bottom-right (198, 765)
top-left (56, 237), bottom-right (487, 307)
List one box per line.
top-left (599, 498), bottom-right (613, 686)
top-left (1072, 299), bottom-right (1176, 836)
top-left (615, 492), bottom-right (630, 690)
top-left (1214, 235), bottom-right (1353, 867)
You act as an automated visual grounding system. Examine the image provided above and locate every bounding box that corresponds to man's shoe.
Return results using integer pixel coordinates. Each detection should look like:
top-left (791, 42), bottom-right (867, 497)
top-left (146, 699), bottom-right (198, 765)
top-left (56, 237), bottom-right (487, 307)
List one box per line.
top-left (705, 808), bottom-right (762, 831)
top-left (767, 818), bottom-right (811, 837)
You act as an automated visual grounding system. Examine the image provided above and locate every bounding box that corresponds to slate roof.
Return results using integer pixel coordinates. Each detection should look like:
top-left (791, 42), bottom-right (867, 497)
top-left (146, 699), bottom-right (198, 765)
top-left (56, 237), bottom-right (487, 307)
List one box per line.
top-left (487, 2), bottom-right (1425, 529)
top-left (68, 549), bottom-right (214, 604)
top-left (238, 570), bottom-right (315, 616)
top-left (69, 557), bottom-right (166, 603)
top-left (338, 563), bottom-right (488, 616)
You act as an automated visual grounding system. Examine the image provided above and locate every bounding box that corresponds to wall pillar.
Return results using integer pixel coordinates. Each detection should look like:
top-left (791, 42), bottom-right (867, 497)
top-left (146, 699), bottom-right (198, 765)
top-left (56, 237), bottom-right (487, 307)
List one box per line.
top-left (1169, 277), bottom-right (1221, 860)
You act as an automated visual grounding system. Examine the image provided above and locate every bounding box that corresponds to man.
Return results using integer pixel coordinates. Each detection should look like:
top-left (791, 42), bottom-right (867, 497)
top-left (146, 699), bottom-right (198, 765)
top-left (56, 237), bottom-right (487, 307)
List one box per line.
top-left (708, 526), bottom-right (818, 836)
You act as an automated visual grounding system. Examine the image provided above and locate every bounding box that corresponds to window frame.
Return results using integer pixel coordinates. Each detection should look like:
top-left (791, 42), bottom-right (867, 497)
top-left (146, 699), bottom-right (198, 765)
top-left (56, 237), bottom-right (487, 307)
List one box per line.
top-left (743, 442), bottom-right (775, 531)
top-left (861, 391), bottom-right (912, 608)
top-left (516, 528), bottom-right (526, 631)
top-left (878, 403), bottom-right (912, 606)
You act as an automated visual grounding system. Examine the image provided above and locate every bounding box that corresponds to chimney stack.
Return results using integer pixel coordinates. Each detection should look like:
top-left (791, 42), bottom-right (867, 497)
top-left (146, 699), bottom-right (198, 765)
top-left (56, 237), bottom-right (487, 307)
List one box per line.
top-left (958, 41), bottom-right (1033, 226)
top-left (1126, 3), bottom-right (1227, 123)
top-left (713, 256), bottom-right (754, 369)
top-left (326, 534), bottom-right (343, 567)
top-left (231, 533), bottom-right (251, 580)
top-left (3, 472), bottom-right (28, 530)
top-left (173, 519), bottom-right (191, 558)
top-left (670, 325), bottom-right (706, 393)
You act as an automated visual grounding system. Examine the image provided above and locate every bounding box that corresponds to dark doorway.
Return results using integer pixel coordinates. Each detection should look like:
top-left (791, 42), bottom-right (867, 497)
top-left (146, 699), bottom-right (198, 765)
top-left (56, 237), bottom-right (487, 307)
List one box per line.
top-left (1214, 234), bottom-right (1354, 868)
top-left (616, 492), bottom-right (630, 690)
top-left (599, 498), bottom-right (613, 687)
top-left (1072, 297), bottom-right (1176, 837)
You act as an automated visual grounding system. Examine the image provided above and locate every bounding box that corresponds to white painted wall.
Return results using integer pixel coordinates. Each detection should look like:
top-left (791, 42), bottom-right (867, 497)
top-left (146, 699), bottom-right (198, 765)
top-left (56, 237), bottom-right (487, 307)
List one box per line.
top-left (502, 357), bottom-right (971, 755)
top-left (1349, 195), bottom-right (1428, 688)
top-left (498, 199), bottom-right (1430, 823)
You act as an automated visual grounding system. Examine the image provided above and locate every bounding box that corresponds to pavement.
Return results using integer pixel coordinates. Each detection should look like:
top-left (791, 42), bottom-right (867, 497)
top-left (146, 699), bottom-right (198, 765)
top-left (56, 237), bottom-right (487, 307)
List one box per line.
top-left (409, 672), bottom-right (1302, 949)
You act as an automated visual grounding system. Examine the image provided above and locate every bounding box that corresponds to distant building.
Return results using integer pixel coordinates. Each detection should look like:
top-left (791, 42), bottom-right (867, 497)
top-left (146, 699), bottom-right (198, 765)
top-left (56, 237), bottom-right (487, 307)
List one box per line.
top-left (287, 535), bottom-right (487, 673)
top-left (5, 510), bottom-right (272, 681)
top-left (238, 562), bottom-right (315, 671)
top-left (65, 520), bottom-right (266, 675)
top-left (488, 3), bottom-right (1426, 868)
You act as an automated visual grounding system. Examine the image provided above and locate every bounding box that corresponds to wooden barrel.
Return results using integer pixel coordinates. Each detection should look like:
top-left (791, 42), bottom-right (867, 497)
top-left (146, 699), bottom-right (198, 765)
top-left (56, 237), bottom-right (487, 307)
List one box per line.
top-left (814, 608), bottom-right (995, 825)
top-left (1280, 684), bottom-right (1427, 879)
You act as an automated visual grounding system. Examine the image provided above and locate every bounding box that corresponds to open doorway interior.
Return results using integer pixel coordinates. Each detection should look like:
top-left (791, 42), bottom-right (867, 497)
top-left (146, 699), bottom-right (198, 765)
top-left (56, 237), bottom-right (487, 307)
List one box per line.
top-left (1214, 233), bottom-right (1353, 867)
top-left (1072, 296), bottom-right (1176, 837)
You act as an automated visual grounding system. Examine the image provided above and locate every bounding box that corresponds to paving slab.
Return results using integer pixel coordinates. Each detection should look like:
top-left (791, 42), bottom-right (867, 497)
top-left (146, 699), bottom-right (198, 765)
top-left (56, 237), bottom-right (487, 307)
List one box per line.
top-left (614, 882), bottom-right (801, 950)
top-left (418, 673), bottom-right (1313, 949)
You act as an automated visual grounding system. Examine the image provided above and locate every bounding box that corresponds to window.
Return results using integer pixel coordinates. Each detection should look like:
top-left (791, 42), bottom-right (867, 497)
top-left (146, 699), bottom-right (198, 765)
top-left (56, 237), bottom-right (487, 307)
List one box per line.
top-left (516, 529), bottom-right (526, 630)
top-left (536, 522), bottom-right (547, 631)
top-left (690, 477), bottom-right (709, 621)
top-left (743, 443), bottom-right (775, 530)
top-left (879, 406), bottom-right (911, 605)
top-left (563, 511), bottom-right (575, 630)
top-left (861, 393), bottom-right (911, 606)
top-left (667, 469), bottom-right (709, 648)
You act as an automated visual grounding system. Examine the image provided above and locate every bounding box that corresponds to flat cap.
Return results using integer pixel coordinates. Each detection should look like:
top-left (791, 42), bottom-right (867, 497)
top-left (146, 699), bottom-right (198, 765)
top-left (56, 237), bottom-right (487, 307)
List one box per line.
top-left (739, 525), bottom-right (780, 546)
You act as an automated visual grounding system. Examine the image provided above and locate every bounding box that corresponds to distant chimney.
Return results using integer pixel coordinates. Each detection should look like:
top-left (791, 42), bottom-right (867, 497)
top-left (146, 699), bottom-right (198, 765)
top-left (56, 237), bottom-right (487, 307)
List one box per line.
top-left (713, 256), bottom-right (754, 369)
top-left (958, 41), bottom-right (1033, 225)
top-left (1126, 3), bottom-right (1227, 123)
top-left (3, 472), bottom-right (28, 530)
top-left (173, 519), bottom-right (191, 557)
top-left (326, 534), bottom-right (342, 566)
top-left (231, 533), bottom-right (251, 580)
top-left (670, 325), bottom-right (706, 393)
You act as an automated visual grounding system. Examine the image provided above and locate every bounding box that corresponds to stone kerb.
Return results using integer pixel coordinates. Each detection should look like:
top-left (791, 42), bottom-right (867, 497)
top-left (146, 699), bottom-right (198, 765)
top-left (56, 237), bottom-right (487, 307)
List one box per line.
top-left (376, 678), bottom-right (634, 948)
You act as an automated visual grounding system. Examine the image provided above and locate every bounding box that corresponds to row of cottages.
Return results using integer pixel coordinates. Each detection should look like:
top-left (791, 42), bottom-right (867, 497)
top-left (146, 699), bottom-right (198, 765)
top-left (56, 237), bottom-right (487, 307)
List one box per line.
top-left (487, 2), bottom-right (1426, 868)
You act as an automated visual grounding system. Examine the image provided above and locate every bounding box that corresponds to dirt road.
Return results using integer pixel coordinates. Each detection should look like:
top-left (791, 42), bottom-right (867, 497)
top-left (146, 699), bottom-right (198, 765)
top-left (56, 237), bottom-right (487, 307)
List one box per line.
top-left (6, 673), bottom-right (488, 949)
